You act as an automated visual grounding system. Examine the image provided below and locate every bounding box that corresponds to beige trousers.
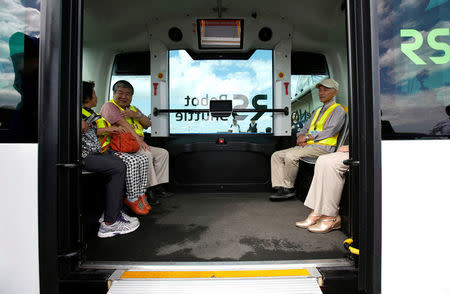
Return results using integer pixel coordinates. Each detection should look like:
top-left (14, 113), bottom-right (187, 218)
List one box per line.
top-left (271, 145), bottom-right (328, 189)
top-left (304, 152), bottom-right (349, 216)
top-left (138, 146), bottom-right (169, 187)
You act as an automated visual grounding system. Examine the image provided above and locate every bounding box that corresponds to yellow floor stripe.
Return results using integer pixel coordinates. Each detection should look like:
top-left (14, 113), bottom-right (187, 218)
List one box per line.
top-left (121, 269), bottom-right (310, 279)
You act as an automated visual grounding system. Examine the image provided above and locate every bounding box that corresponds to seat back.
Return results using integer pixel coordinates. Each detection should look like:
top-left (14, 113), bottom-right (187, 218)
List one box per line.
top-left (336, 112), bottom-right (349, 149)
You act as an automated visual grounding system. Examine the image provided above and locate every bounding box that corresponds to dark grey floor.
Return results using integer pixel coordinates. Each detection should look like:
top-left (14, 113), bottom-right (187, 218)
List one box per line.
top-left (84, 193), bottom-right (348, 261)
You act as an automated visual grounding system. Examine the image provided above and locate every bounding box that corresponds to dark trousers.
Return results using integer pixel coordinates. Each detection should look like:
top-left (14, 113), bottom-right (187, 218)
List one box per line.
top-left (83, 151), bottom-right (126, 223)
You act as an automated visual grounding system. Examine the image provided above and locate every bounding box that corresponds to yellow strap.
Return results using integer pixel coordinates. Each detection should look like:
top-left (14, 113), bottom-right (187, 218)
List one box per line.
top-left (307, 107), bottom-right (322, 134)
top-left (81, 108), bottom-right (91, 118)
top-left (92, 110), bottom-right (112, 152)
top-left (343, 238), bottom-right (360, 255)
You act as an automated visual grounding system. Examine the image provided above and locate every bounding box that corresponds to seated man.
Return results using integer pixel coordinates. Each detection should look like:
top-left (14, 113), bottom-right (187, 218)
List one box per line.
top-left (100, 80), bottom-right (173, 201)
top-left (295, 145), bottom-right (349, 233)
top-left (270, 78), bottom-right (345, 200)
top-left (247, 119), bottom-right (258, 133)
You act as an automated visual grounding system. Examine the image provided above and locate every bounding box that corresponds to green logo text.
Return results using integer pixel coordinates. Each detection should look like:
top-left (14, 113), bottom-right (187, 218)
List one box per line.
top-left (400, 28), bottom-right (449, 65)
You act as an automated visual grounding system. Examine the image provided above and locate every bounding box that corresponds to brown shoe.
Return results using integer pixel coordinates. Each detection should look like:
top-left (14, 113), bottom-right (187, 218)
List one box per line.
top-left (124, 198), bottom-right (150, 215)
top-left (295, 212), bottom-right (322, 229)
top-left (307, 215), bottom-right (341, 233)
top-left (138, 194), bottom-right (152, 211)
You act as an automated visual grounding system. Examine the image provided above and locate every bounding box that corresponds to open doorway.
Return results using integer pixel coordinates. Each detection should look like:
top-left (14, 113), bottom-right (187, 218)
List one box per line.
top-left (80, 0), bottom-right (352, 265)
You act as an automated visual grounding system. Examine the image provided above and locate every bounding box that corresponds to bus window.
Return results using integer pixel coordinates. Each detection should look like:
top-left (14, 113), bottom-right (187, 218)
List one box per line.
top-left (291, 74), bottom-right (329, 99)
top-left (0, 1), bottom-right (40, 143)
top-left (378, 0), bottom-right (449, 139)
top-left (168, 49), bottom-right (273, 134)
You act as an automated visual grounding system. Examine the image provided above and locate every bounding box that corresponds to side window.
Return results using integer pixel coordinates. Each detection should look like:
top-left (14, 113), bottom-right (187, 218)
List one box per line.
top-left (109, 52), bottom-right (151, 133)
top-left (168, 50), bottom-right (273, 134)
top-left (378, 0), bottom-right (449, 139)
top-left (290, 52), bottom-right (329, 135)
top-left (0, 1), bottom-right (41, 143)
top-left (291, 75), bottom-right (329, 99)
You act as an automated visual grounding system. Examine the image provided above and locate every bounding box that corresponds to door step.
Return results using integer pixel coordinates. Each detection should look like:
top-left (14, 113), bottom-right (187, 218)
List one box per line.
top-left (108, 266), bottom-right (323, 293)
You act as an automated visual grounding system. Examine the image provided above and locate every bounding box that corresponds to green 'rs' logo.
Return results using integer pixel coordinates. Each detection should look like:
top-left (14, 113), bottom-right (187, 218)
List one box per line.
top-left (400, 28), bottom-right (450, 65)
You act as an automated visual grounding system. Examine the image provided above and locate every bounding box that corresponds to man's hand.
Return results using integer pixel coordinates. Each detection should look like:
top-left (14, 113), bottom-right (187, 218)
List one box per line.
top-left (296, 134), bottom-right (307, 146)
top-left (337, 145), bottom-right (349, 153)
top-left (138, 139), bottom-right (151, 151)
top-left (121, 108), bottom-right (139, 119)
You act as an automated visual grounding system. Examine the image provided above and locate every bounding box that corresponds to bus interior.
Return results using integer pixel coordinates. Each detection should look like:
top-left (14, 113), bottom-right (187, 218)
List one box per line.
top-left (78, 0), bottom-right (355, 270)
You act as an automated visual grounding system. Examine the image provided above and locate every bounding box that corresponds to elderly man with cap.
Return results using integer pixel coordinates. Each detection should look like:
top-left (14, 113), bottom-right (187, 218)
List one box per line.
top-left (270, 78), bottom-right (345, 201)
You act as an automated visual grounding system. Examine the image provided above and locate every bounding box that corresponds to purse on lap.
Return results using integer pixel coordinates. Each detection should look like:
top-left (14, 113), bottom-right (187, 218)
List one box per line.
top-left (110, 132), bottom-right (140, 153)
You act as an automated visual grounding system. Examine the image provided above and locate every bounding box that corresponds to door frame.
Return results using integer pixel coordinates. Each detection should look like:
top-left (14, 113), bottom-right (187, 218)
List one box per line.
top-left (346, 0), bottom-right (382, 293)
top-left (38, 0), bottom-right (83, 293)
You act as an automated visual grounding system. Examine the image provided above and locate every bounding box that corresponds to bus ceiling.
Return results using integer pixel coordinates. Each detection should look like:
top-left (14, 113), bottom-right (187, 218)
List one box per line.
top-left (83, 0), bottom-right (346, 53)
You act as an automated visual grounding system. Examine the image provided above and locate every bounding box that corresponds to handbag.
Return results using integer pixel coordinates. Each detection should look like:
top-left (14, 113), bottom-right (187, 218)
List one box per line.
top-left (110, 132), bottom-right (140, 153)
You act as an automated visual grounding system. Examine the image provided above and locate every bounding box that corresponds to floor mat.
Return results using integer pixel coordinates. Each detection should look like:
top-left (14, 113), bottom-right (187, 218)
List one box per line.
top-left (84, 193), bottom-right (348, 261)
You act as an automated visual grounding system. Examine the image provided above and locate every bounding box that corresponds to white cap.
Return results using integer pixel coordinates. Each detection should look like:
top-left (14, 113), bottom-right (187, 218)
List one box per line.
top-left (316, 78), bottom-right (339, 90)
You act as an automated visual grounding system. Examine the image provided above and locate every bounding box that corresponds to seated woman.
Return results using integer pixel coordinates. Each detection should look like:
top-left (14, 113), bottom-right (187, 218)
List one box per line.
top-left (81, 109), bottom-right (139, 238)
top-left (295, 145), bottom-right (349, 233)
top-left (82, 81), bottom-right (152, 216)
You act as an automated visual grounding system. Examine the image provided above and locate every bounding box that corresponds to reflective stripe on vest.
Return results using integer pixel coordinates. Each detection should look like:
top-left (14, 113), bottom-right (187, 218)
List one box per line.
top-left (306, 102), bottom-right (341, 146)
top-left (82, 107), bottom-right (112, 152)
top-left (81, 107), bottom-right (92, 119)
top-left (95, 115), bottom-right (112, 152)
top-left (110, 100), bottom-right (144, 137)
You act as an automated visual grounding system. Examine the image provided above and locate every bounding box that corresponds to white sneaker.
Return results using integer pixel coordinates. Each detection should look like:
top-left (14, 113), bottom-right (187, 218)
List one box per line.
top-left (98, 210), bottom-right (139, 225)
top-left (97, 214), bottom-right (140, 238)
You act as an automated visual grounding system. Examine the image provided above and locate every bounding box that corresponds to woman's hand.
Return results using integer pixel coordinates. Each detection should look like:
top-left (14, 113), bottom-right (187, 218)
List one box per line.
top-left (81, 120), bottom-right (89, 133)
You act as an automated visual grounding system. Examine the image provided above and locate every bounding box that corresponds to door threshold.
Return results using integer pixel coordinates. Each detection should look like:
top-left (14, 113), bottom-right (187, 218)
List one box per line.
top-left (80, 258), bottom-right (353, 270)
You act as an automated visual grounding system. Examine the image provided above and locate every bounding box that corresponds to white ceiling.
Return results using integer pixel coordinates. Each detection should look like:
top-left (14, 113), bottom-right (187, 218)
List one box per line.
top-left (83, 0), bottom-right (346, 53)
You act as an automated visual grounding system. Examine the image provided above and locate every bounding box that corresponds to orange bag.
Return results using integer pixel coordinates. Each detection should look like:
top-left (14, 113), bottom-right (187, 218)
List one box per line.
top-left (110, 133), bottom-right (140, 153)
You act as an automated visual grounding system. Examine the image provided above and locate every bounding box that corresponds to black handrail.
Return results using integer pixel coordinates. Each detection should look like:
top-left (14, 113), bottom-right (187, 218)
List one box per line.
top-left (153, 107), bottom-right (289, 116)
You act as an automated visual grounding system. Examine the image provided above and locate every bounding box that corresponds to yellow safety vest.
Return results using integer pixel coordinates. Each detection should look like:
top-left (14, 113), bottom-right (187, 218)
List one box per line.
top-left (81, 107), bottom-right (112, 152)
top-left (110, 100), bottom-right (144, 137)
top-left (306, 102), bottom-right (341, 146)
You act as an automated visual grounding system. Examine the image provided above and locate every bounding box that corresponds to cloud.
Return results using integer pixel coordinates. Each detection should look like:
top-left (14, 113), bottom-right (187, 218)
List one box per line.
top-left (381, 86), bottom-right (450, 133)
top-left (0, 0), bottom-right (40, 110)
top-left (169, 50), bottom-right (273, 104)
top-left (0, 86), bottom-right (20, 107)
top-left (0, 41), bottom-right (11, 58)
top-left (167, 50), bottom-right (274, 133)
top-left (0, 0), bottom-right (40, 37)
top-left (399, 0), bottom-right (422, 9)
